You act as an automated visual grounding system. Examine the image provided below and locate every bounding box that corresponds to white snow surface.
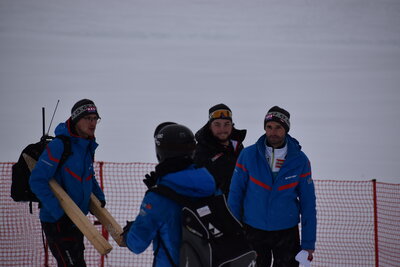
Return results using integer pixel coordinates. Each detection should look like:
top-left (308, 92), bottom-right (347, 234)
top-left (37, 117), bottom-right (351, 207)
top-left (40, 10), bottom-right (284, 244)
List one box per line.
top-left (1, 0), bottom-right (400, 183)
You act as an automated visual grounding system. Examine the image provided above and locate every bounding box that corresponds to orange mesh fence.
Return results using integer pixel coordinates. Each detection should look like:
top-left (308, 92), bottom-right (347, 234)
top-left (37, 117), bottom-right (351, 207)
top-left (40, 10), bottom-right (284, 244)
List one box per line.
top-left (1, 162), bottom-right (399, 267)
top-left (375, 182), bottom-right (400, 266)
top-left (314, 180), bottom-right (375, 266)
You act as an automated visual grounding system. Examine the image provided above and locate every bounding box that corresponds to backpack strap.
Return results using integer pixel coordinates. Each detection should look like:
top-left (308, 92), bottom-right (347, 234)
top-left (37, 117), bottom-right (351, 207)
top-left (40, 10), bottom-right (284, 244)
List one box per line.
top-left (147, 185), bottom-right (193, 267)
top-left (147, 185), bottom-right (193, 207)
top-left (154, 232), bottom-right (178, 267)
top-left (54, 135), bottom-right (72, 168)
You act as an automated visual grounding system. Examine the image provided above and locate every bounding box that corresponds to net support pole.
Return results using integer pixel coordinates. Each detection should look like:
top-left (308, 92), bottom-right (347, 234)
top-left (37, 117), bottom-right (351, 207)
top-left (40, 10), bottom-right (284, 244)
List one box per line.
top-left (372, 179), bottom-right (379, 267)
top-left (98, 161), bottom-right (105, 267)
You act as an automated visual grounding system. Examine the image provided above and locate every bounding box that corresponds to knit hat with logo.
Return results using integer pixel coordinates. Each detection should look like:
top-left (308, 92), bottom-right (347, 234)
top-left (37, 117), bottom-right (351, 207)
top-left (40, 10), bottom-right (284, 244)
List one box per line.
top-left (264, 106), bottom-right (290, 132)
top-left (71, 99), bottom-right (100, 124)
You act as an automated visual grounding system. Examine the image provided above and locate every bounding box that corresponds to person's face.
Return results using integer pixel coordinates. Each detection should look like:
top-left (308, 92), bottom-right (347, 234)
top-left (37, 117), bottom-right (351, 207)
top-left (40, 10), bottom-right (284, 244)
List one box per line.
top-left (265, 121), bottom-right (286, 148)
top-left (75, 115), bottom-right (99, 139)
top-left (210, 119), bottom-right (233, 143)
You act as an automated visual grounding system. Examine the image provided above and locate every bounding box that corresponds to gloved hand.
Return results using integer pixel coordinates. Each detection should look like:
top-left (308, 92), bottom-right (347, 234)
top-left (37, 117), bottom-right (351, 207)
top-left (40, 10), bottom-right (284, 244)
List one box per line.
top-left (295, 250), bottom-right (313, 267)
top-left (100, 199), bottom-right (106, 208)
top-left (143, 171), bottom-right (157, 189)
top-left (121, 221), bottom-right (134, 242)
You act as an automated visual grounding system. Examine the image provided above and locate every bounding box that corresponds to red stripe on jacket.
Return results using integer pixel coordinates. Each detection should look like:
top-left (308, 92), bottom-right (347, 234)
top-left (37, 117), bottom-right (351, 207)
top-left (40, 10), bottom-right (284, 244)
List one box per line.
top-left (86, 174), bottom-right (93, 181)
top-left (278, 182), bottom-right (299, 191)
top-left (250, 176), bottom-right (272, 190)
top-left (300, 172), bottom-right (311, 178)
top-left (65, 167), bottom-right (82, 182)
top-left (65, 168), bottom-right (92, 182)
top-left (236, 163), bottom-right (247, 172)
top-left (46, 146), bottom-right (60, 163)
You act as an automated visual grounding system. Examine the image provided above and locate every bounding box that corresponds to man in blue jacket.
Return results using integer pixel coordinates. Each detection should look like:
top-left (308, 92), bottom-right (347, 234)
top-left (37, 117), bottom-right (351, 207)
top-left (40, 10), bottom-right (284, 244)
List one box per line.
top-left (30, 99), bottom-right (105, 267)
top-left (123, 123), bottom-right (216, 267)
top-left (228, 106), bottom-right (316, 267)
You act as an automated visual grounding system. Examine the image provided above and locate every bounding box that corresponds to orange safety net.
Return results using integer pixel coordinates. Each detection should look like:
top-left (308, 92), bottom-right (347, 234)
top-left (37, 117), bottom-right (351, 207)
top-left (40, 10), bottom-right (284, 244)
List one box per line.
top-left (1, 162), bottom-right (399, 267)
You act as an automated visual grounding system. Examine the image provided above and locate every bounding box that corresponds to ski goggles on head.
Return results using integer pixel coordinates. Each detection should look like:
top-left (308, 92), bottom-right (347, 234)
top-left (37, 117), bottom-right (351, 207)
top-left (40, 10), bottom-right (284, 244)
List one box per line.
top-left (209, 109), bottom-right (232, 121)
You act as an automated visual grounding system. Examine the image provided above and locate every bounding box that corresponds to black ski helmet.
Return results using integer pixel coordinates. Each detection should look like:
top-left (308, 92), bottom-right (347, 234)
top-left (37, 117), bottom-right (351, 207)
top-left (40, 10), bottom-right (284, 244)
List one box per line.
top-left (154, 123), bottom-right (196, 163)
top-left (153, 122), bottom-right (177, 137)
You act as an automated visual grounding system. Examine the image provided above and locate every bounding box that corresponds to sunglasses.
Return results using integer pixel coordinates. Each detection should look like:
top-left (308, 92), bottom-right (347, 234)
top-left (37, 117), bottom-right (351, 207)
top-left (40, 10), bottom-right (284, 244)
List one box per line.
top-left (83, 115), bottom-right (101, 124)
top-left (209, 109), bottom-right (232, 120)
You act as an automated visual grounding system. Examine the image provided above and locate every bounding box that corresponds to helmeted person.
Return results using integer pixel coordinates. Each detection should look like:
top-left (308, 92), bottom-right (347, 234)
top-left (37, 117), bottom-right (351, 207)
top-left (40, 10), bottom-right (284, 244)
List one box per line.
top-left (122, 122), bottom-right (216, 267)
top-left (228, 106), bottom-right (317, 267)
top-left (194, 103), bottom-right (246, 195)
top-left (30, 99), bottom-right (106, 267)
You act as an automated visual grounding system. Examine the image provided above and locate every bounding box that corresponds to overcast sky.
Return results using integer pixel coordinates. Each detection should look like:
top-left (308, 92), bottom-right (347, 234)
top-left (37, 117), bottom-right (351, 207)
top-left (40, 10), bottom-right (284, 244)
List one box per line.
top-left (1, 0), bottom-right (399, 183)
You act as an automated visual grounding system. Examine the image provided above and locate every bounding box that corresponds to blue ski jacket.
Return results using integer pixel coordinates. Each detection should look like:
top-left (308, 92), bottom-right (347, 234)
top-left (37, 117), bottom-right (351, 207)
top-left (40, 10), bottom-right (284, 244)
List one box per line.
top-left (228, 134), bottom-right (316, 250)
top-left (125, 165), bottom-right (216, 267)
top-left (30, 120), bottom-right (105, 222)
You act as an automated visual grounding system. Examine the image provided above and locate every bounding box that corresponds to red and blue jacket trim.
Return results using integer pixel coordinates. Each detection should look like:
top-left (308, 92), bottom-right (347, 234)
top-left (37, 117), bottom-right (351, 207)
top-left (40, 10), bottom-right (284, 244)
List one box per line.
top-left (30, 121), bottom-right (105, 222)
top-left (228, 134), bottom-right (316, 250)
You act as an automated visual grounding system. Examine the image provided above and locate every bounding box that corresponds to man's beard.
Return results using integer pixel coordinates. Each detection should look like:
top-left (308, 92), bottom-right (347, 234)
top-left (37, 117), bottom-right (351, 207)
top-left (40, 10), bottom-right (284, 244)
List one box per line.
top-left (267, 135), bottom-right (284, 147)
top-left (215, 133), bottom-right (230, 143)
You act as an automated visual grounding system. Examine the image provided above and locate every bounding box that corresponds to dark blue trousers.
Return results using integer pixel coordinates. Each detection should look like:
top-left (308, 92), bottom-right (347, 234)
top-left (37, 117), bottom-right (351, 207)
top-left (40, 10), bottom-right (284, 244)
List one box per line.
top-left (42, 216), bottom-right (86, 267)
top-left (245, 224), bottom-right (301, 267)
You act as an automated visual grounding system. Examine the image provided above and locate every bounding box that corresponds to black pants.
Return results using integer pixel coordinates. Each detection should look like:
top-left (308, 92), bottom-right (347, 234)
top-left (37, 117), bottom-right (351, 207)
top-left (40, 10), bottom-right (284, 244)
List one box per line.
top-left (245, 224), bottom-right (300, 267)
top-left (42, 216), bottom-right (86, 267)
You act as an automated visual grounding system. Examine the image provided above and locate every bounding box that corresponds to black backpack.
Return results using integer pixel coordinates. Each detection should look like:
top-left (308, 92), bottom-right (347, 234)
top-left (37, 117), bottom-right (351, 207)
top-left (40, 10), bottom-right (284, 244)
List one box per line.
top-left (11, 135), bottom-right (72, 212)
top-left (148, 185), bottom-right (257, 267)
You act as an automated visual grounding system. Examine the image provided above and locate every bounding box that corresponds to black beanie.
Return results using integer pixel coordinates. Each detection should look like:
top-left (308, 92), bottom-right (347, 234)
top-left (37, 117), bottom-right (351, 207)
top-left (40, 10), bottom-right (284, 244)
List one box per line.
top-left (208, 103), bottom-right (232, 123)
top-left (264, 106), bottom-right (290, 132)
top-left (71, 99), bottom-right (100, 124)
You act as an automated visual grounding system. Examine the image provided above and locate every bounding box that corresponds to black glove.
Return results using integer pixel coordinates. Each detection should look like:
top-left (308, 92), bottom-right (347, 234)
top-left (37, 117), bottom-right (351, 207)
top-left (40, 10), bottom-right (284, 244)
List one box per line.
top-left (143, 171), bottom-right (157, 189)
top-left (100, 199), bottom-right (106, 208)
top-left (122, 221), bottom-right (134, 242)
